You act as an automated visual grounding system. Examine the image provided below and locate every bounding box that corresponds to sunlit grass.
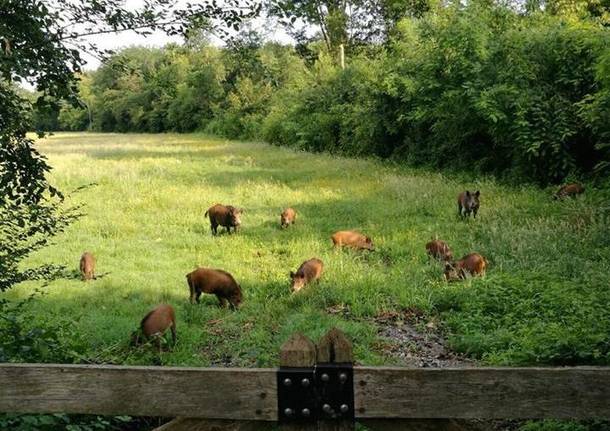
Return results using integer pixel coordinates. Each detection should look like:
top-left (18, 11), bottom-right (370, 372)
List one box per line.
top-left (4, 132), bottom-right (609, 367)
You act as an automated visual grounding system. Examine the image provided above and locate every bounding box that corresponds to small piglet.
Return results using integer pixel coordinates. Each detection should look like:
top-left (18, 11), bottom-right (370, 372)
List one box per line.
top-left (444, 253), bottom-right (487, 281)
top-left (79, 252), bottom-right (96, 281)
top-left (205, 204), bottom-right (243, 235)
top-left (426, 240), bottom-right (453, 262)
top-left (131, 304), bottom-right (176, 348)
top-left (458, 190), bottom-right (480, 218)
top-left (281, 207), bottom-right (297, 228)
top-left (554, 183), bottom-right (584, 200)
top-left (331, 230), bottom-right (375, 251)
top-left (290, 258), bottom-right (323, 293)
top-left (186, 267), bottom-right (242, 309)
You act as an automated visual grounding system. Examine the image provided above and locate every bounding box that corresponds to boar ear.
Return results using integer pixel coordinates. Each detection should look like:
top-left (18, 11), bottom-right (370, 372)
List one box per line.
top-left (289, 271), bottom-right (295, 278)
top-left (474, 190), bottom-right (480, 197)
top-left (465, 190), bottom-right (471, 197)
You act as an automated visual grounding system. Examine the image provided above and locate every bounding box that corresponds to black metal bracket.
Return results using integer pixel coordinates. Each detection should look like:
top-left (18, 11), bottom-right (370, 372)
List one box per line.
top-left (277, 363), bottom-right (354, 423)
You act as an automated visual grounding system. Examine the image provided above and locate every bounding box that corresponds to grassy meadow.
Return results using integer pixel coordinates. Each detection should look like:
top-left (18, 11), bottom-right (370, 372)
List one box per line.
top-left (4, 132), bottom-right (610, 367)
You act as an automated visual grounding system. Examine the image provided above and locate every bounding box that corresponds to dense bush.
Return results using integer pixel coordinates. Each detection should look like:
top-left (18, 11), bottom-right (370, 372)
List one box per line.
top-left (36, 4), bottom-right (610, 184)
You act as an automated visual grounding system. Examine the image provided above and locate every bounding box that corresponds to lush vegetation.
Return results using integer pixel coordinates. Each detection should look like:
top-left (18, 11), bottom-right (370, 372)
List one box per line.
top-left (4, 132), bottom-right (609, 429)
top-left (43, 3), bottom-right (610, 185)
top-left (4, 132), bottom-right (609, 368)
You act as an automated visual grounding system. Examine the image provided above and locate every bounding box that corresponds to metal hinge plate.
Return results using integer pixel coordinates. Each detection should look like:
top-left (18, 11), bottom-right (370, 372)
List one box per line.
top-left (277, 363), bottom-right (354, 422)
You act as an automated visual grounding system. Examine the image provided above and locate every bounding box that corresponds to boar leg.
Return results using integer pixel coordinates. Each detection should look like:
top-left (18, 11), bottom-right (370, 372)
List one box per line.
top-left (473, 208), bottom-right (478, 218)
top-left (170, 324), bottom-right (177, 346)
top-left (217, 296), bottom-right (228, 308)
top-left (211, 222), bottom-right (218, 235)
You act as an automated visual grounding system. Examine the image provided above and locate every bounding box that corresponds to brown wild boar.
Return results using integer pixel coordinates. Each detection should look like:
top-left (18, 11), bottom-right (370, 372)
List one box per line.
top-left (281, 207), bottom-right (297, 228)
top-left (204, 204), bottom-right (243, 235)
top-left (426, 240), bottom-right (453, 262)
top-left (444, 253), bottom-right (487, 281)
top-left (331, 230), bottom-right (375, 251)
top-left (186, 267), bottom-right (242, 309)
top-left (290, 258), bottom-right (324, 293)
top-left (79, 252), bottom-right (95, 281)
top-left (458, 190), bottom-right (480, 218)
top-left (554, 183), bottom-right (584, 200)
top-left (131, 304), bottom-right (176, 348)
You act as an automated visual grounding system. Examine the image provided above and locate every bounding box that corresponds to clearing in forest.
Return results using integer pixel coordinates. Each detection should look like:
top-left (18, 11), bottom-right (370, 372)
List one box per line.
top-left (5, 132), bottom-right (609, 367)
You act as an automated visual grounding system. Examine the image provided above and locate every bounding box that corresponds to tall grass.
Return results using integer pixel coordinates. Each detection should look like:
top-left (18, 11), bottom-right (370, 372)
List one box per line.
top-left (3, 132), bottom-right (609, 367)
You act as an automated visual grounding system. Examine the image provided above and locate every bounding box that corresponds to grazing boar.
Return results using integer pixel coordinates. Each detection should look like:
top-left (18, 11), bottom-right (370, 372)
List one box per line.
top-left (204, 204), bottom-right (243, 235)
top-left (458, 190), bottom-right (480, 218)
top-left (131, 304), bottom-right (176, 348)
top-left (79, 252), bottom-right (95, 281)
top-left (444, 253), bottom-right (487, 281)
top-left (331, 230), bottom-right (375, 251)
top-left (426, 240), bottom-right (453, 262)
top-left (290, 258), bottom-right (324, 293)
top-left (554, 183), bottom-right (585, 200)
top-left (186, 267), bottom-right (242, 309)
top-left (281, 207), bottom-right (297, 228)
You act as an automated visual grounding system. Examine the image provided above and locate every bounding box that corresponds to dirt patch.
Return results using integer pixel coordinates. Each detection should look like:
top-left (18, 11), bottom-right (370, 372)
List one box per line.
top-left (373, 307), bottom-right (475, 368)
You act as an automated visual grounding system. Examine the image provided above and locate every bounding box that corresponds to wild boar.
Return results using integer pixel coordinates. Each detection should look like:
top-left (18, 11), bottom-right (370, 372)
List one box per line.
top-left (281, 207), bottom-right (297, 228)
top-left (290, 258), bottom-right (323, 293)
top-left (444, 253), bottom-right (487, 281)
top-left (186, 267), bottom-right (242, 309)
top-left (426, 240), bottom-right (453, 262)
top-left (131, 304), bottom-right (176, 348)
top-left (204, 204), bottom-right (243, 235)
top-left (79, 252), bottom-right (95, 281)
top-left (554, 183), bottom-right (585, 200)
top-left (458, 190), bottom-right (480, 218)
top-left (331, 230), bottom-right (375, 251)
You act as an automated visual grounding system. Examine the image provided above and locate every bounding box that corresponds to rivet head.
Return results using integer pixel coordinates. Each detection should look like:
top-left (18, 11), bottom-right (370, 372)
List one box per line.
top-left (284, 408), bottom-right (294, 416)
top-left (302, 408), bottom-right (310, 417)
top-left (321, 373), bottom-right (330, 382)
top-left (339, 373), bottom-right (348, 383)
top-left (301, 378), bottom-right (310, 387)
top-left (283, 378), bottom-right (292, 387)
top-left (340, 404), bottom-right (349, 413)
top-left (322, 403), bottom-right (332, 414)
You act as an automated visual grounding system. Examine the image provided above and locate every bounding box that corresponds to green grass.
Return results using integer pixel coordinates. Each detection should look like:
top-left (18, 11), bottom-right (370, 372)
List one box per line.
top-left (3, 132), bottom-right (610, 367)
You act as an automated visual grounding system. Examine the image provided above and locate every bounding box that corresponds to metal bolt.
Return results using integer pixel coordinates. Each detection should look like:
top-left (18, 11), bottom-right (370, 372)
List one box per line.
top-left (322, 403), bottom-right (332, 414)
top-left (283, 378), bottom-right (292, 387)
top-left (339, 372), bottom-right (348, 383)
top-left (301, 378), bottom-right (310, 387)
top-left (321, 373), bottom-right (330, 382)
top-left (302, 408), bottom-right (310, 417)
top-left (340, 404), bottom-right (349, 413)
top-left (284, 408), bottom-right (294, 416)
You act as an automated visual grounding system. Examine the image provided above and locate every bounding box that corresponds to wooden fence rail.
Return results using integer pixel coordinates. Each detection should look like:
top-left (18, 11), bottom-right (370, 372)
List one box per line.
top-left (1, 328), bottom-right (609, 430)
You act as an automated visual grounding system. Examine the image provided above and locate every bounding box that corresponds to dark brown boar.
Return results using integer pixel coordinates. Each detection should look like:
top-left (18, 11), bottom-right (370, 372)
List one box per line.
top-left (458, 190), bottom-right (480, 218)
top-left (79, 252), bottom-right (95, 281)
top-left (331, 230), bottom-right (375, 251)
top-left (281, 207), bottom-right (297, 228)
top-left (290, 258), bottom-right (323, 293)
top-left (186, 267), bottom-right (242, 309)
top-left (554, 183), bottom-right (585, 200)
top-left (204, 204), bottom-right (243, 235)
top-left (444, 253), bottom-right (487, 281)
top-left (426, 240), bottom-right (453, 262)
top-left (131, 304), bottom-right (176, 349)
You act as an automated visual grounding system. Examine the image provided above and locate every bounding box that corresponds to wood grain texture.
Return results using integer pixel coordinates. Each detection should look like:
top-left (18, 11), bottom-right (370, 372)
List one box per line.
top-left (316, 328), bottom-right (353, 364)
top-left (280, 333), bottom-right (317, 368)
top-left (153, 418), bottom-right (273, 431)
top-left (354, 366), bottom-right (610, 419)
top-left (0, 364), bottom-right (277, 420)
top-left (2, 364), bottom-right (610, 420)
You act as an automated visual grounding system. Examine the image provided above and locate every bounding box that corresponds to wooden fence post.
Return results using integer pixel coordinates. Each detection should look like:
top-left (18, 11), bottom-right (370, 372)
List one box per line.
top-left (316, 327), bottom-right (354, 431)
top-left (280, 332), bottom-right (318, 431)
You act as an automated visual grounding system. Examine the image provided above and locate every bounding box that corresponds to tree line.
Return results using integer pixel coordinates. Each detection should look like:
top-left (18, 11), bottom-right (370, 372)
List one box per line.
top-left (34, 1), bottom-right (610, 184)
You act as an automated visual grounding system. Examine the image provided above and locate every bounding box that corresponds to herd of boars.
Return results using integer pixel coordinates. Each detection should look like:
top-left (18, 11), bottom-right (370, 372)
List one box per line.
top-left (77, 183), bottom-right (585, 349)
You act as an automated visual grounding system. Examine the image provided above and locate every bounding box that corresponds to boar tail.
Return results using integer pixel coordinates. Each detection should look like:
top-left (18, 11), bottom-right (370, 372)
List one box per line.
top-left (204, 210), bottom-right (209, 218)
